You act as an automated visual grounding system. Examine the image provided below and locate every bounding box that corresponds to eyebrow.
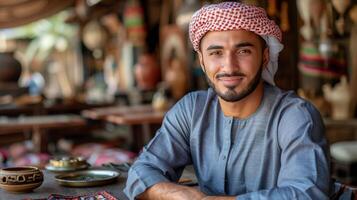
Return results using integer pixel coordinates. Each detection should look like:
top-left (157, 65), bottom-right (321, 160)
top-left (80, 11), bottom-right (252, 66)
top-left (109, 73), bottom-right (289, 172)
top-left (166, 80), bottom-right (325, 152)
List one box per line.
top-left (235, 42), bottom-right (254, 48)
top-left (206, 45), bottom-right (223, 51)
top-left (206, 42), bottom-right (255, 51)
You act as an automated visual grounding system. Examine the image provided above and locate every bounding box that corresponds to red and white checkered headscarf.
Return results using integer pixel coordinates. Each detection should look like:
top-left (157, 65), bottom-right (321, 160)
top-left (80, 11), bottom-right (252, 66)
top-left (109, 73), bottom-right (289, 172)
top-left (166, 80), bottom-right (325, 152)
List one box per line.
top-left (189, 2), bottom-right (284, 85)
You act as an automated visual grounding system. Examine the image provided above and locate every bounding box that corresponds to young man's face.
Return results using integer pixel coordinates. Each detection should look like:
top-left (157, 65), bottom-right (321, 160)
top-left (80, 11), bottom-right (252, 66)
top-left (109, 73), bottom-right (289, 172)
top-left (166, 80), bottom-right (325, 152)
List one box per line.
top-left (197, 30), bottom-right (269, 102)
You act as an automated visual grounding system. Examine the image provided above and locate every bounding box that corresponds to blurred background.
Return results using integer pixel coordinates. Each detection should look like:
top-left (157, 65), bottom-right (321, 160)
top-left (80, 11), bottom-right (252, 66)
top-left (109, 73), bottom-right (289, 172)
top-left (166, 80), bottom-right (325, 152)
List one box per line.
top-left (0, 0), bottom-right (357, 186)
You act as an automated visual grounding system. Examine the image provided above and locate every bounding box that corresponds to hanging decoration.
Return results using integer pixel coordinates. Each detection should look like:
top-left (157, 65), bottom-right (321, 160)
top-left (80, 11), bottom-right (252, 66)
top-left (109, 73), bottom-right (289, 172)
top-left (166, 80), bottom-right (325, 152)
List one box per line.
top-left (123, 0), bottom-right (146, 47)
top-left (310, 0), bottom-right (326, 38)
top-left (259, 0), bottom-right (290, 33)
top-left (298, 42), bottom-right (347, 76)
top-left (82, 21), bottom-right (107, 50)
top-left (82, 20), bottom-right (108, 58)
top-left (134, 53), bottom-right (161, 91)
top-left (323, 76), bottom-right (352, 119)
top-left (280, 1), bottom-right (289, 32)
top-left (297, 0), bottom-right (314, 41)
top-left (331, 0), bottom-right (351, 36)
top-left (176, 0), bottom-right (201, 31)
top-left (160, 25), bottom-right (189, 100)
top-left (296, 0), bottom-right (354, 104)
top-left (267, 0), bottom-right (277, 17)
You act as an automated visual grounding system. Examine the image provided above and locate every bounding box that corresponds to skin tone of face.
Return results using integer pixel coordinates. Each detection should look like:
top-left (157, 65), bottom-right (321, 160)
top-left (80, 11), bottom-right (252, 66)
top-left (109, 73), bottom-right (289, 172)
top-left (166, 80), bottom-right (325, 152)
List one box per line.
top-left (197, 30), bottom-right (269, 118)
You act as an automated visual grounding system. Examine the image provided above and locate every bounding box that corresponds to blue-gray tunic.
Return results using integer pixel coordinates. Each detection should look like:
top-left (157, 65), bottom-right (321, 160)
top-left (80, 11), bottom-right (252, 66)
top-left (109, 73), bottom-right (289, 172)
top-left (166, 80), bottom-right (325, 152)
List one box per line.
top-left (124, 83), bottom-right (330, 200)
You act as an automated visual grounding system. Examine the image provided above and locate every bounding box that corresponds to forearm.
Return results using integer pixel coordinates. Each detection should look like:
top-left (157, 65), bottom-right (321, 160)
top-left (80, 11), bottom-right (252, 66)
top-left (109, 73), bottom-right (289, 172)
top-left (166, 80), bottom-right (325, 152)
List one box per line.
top-left (202, 196), bottom-right (236, 200)
top-left (137, 182), bottom-right (206, 200)
top-left (236, 186), bottom-right (328, 200)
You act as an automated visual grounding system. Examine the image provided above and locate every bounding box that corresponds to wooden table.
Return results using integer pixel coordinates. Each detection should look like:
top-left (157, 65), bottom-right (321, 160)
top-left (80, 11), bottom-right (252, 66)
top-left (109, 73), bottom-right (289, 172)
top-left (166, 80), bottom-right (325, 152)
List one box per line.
top-left (0, 101), bottom-right (114, 117)
top-left (0, 104), bottom-right (39, 117)
top-left (0, 115), bottom-right (87, 152)
top-left (324, 118), bottom-right (357, 129)
top-left (82, 105), bottom-right (167, 152)
top-left (81, 104), bottom-right (159, 120)
top-left (0, 169), bottom-right (129, 200)
top-left (324, 118), bottom-right (357, 144)
top-left (0, 166), bottom-right (197, 200)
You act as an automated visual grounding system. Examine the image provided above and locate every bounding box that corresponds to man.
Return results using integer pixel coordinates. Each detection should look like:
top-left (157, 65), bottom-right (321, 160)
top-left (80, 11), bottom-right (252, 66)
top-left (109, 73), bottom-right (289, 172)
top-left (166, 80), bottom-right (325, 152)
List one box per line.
top-left (124, 2), bottom-right (330, 199)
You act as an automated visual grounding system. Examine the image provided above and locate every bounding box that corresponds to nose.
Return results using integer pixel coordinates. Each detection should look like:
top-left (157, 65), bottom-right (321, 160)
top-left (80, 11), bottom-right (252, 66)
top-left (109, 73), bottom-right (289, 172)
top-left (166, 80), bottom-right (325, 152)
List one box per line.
top-left (222, 52), bottom-right (238, 72)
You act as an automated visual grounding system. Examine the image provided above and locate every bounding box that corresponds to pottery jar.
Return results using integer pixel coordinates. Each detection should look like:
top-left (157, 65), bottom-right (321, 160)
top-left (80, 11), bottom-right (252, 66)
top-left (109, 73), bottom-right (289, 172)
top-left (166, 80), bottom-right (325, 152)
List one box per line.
top-left (134, 54), bottom-right (161, 91)
top-left (0, 166), bottom-right (43, 193)
top-left (0, 52), bottom-right (22, 83)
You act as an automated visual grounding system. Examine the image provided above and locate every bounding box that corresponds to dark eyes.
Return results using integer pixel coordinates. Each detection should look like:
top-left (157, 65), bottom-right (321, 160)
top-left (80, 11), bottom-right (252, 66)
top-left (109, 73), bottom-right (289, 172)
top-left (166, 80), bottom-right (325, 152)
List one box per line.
top-left (208, 49), bottom-right (251, 56)
top-left (238, 49), bottom-right (251, 54)
top-left (208, 51), bottom-right (223, 56)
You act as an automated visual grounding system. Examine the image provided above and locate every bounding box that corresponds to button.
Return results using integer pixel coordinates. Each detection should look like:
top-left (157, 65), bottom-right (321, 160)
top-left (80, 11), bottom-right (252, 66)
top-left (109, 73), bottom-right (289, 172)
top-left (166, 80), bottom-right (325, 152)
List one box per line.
top-left (240, 121), bottom-right (245, 128)
top-left (223, 156), bottom-right (226, 160)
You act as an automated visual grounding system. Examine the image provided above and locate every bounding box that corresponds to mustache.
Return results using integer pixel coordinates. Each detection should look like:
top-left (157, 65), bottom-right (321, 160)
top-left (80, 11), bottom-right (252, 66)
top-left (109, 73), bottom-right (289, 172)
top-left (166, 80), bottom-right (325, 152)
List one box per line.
top-left (216, 72), bottom-right (246, 79)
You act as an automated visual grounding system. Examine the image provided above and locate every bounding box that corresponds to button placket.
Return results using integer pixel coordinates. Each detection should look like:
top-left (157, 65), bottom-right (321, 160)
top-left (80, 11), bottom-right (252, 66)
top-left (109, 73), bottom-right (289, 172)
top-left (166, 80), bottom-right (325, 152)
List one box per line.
top-left (219, 117), bottom-right (233, 193)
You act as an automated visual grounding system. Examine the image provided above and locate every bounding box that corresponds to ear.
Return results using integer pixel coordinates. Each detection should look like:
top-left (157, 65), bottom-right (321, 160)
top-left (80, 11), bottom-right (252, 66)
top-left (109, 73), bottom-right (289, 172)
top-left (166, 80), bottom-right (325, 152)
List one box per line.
top-left (262, 47), bottom-right (269, 69)
top-left (197, 51), bottom-right (206, 72)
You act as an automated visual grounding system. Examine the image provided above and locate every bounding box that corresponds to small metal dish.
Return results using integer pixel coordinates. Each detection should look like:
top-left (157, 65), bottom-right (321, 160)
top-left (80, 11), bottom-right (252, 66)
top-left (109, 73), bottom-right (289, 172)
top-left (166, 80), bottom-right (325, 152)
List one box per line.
top-left (45, 156), bottom-right (89, 172)
top-left (55, 169), bottom-right (120, 187)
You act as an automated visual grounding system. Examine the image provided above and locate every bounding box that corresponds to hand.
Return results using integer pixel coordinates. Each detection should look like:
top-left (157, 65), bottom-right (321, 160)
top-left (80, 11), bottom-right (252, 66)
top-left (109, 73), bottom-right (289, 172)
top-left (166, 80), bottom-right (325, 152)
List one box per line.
top-left (137, 182), bottom-right (206, 200)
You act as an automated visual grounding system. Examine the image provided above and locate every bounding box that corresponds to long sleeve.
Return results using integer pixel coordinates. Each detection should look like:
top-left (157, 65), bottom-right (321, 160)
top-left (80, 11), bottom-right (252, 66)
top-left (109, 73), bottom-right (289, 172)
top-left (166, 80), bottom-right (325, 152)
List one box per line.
top-left (124, 86), bottom-right (331, 200)
top-left (124, 95), bottom-right (194, 200)
top-left (236, 101), bottom-right (330, 200)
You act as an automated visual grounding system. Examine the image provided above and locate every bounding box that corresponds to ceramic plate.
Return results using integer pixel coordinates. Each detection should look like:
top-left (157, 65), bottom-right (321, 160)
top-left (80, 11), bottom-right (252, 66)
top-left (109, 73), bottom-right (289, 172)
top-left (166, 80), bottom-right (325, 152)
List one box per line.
top-left (55, 169), bottom-right (120, 187)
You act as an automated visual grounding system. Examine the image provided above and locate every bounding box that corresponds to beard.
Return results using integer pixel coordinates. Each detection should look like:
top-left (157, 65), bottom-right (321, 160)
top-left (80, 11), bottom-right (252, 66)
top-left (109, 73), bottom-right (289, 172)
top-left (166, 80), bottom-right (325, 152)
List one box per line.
top-left (205, 63), bottom-right (263, 102)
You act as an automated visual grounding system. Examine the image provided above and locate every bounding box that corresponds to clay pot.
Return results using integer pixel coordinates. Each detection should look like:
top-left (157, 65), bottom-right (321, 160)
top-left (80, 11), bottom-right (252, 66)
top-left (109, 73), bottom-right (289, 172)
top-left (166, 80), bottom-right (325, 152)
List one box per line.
top-left (297, 0), bottom-right (313, 40)
top-left (0, 52), bottom-right (22, 83)
top-left (350, 5), bottom-right (357, 23)
top-left (164, 59), bottom-right (188, 100)
top-left (310, 0), bottom-right (325, 29)
top-left (82, 20), bottom-right (108, 50)
top-left (0, 166), bottom-right (43, 193)
top-left (134, 54), bottom-right (160, 91)
top-left (331, 0), bottom-right (351, 14)
top-left (323, 76), bottom-right (352, 119)
top-left (331, 0), bottom-right (351, 35)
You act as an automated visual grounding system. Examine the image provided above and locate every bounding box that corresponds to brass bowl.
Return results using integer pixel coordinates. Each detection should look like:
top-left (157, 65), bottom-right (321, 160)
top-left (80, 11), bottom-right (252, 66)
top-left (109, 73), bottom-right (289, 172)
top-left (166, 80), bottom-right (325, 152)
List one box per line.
top-left (0, 166), bottom-right (43, 193)
top-left (46, 156), bottom-right (89, 172)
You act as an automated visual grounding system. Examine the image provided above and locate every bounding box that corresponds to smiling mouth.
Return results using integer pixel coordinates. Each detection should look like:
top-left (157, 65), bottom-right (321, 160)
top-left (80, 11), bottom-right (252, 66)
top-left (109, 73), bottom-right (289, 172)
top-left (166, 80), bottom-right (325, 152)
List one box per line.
top-left (218, 76), bottom-right (244, 87)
